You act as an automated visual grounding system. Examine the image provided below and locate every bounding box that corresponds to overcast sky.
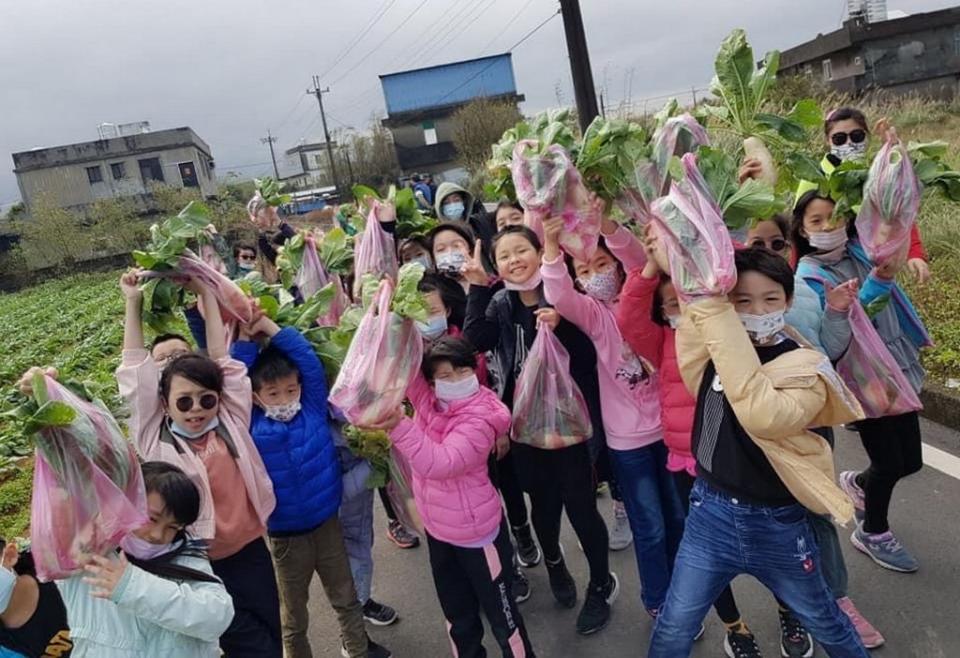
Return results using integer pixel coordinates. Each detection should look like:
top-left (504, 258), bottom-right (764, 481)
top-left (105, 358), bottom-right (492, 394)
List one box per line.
top-left (1, 0), bottom-right (955, 209)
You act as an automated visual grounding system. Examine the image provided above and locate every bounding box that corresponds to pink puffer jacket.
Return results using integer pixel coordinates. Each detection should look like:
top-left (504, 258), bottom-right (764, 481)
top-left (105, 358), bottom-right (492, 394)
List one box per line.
top-left (616, 270), bottom-right (697, 476)
top-left (389, 374), bottom-right (511, 546)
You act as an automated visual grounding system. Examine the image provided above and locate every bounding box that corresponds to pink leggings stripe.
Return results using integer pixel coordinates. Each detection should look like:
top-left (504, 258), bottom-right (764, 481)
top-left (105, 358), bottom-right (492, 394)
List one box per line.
top-left (507, 629), bottom-right (527, 658)
top-left (482, 543), bottom-right (502, 581)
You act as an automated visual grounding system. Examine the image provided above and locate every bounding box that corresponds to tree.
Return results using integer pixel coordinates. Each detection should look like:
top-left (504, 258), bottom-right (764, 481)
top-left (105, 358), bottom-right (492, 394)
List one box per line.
top-left (452, 97), bottom-right (522, 177)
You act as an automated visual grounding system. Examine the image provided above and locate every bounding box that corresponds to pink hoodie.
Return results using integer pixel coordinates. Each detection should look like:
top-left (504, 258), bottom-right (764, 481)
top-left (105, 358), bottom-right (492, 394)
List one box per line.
top-left (540, 226), bottom-right (663, 452)
top-left (616, 270), bottom-right (697, 475)
top-left (116, 350), bottom-right (276, 542)
top-left (390, 374), bottom-right (511, 546)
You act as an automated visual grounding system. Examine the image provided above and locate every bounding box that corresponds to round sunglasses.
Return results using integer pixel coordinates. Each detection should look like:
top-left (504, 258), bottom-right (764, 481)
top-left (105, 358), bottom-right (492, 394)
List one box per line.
top-left (174, 393), bottom-right (219, 413)
top-left (830, 129), bottom-right (867, 146)
top-left (749, 238), bottom-right (788, 253)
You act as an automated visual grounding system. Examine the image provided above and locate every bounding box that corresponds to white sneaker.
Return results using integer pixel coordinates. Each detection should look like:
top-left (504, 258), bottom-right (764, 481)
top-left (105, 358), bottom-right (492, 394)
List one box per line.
top-left (609, 500), bottom-right (633, 551)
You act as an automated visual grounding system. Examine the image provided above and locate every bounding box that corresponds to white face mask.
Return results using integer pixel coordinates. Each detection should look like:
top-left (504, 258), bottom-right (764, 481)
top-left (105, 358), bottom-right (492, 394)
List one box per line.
top-left (435, 374), bottom-right (480, 402)
top-left (436, 251), bottom-right (467, 275)
top-left (0, 563), bottom-right (15, 611)
top-left (410, 255), bottom-right (433, 271)
top-left (237, 262), bottom-right (255, 272)
top-left (121, 533), bottom-right (176, 561)
top-left (262, 398), bottom-right (302, 423)
top-left (738, 310), bottom-right (786, 343)
top-left (830, 141), bottom-right (867, 162)
top-left (503, 270), bottom-right (542, 292)
top-left (416, 314), bottom-right (448, 340)
top-left (808, 226), bottom-right (849, 252)
top-left (666, 315), bottom-right (680, 330)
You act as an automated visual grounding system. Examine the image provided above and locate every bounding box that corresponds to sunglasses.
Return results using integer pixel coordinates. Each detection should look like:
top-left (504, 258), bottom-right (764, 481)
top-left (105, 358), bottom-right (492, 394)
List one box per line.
top-left (749, 238), bottom-right (788, 252)
top-left (237, 253), bottom-right (257, 262)
top-left (830, 129), bottom-right (867, 146)
top-left (174, 393), bottom-right (219, 413)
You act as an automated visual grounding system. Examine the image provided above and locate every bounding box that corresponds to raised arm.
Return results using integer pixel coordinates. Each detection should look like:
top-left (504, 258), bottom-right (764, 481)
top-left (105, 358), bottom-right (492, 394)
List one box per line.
top-left (600, 217), bottom-right (647, 272)
top-left (540, 221), bottom-right (608, 342)
top-left (120, 269), bottom-right (145, 351)
top-left (187, 280), bottom-right (227, 361)
top-left (389, 414), bottom-right (502, 479)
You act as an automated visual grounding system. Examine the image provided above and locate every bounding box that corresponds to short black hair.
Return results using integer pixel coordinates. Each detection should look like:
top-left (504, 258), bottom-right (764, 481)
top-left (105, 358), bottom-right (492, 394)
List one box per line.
top-left (735, 247), bottom-right (795, 299)
top-left (496, 200), bottom-right (524, 214)
top-left (492, 225), bottom-right (542, 260)
top-left (398, 236), bottom-right (432, 260)
top-left (428, 222), bottom-right (476, 254)
top-left (233, 243), bottom-right (257, 258)
top-left (419, 273), bottom-right (466, 329)
top-left (141, 461), bottom-right (201, 530)
top-left (249, 346), bottom-right (301, 392)
top-left (824, 107), bottom-right (868, 135)
top-left (151, 333), bottom-right (190, 352)
top-left (421, 336), bottom-right (477, 380)
top-left (160, 353), bottom-right (224, 400)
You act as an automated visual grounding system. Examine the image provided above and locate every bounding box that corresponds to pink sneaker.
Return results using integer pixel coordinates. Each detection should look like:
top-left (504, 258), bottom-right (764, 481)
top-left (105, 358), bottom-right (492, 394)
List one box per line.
top-left (837, 596), bottom-right (884, 649)
top-left (838, 471), bottom-right (865, 520)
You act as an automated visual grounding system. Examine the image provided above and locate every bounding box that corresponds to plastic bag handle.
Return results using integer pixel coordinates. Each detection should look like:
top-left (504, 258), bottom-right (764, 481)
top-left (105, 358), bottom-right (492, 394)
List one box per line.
top-left (370, 278), bottom-right (394, 317)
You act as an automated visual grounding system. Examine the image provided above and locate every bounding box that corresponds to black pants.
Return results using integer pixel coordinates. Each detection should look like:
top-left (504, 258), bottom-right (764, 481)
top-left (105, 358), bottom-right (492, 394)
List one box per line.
top-left (378, 486), bottom-right (398, 522)
top-left (211, 537), bottom-right (283, 658)
top-left (857, 411), bottom-right (923, 533)
top-left (489, 451), bottom-right (529, 529)
top-left (513, 442), bottom-right (609, 585)
top-left (673, 472), bottom-right (742, 625)
top-left (594, 445), bottom-right (623, 503)
top-left (427, 522), bottom-right (536, 658)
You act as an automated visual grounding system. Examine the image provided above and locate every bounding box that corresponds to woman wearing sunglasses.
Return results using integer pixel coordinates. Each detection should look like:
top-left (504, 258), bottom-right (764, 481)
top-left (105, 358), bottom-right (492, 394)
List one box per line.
top-left (116, 270), bottom-right (281, 658)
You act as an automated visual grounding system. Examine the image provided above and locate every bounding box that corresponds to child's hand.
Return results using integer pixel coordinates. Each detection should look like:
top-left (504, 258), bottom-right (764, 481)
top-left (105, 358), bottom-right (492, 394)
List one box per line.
top-left (738, 158), bottom-right (763, 184)
top-left (825, 278), bottom-right (860, 312)
top-left (376, 201), bottom-right (397, 224)
top-left (2, 543), bottom-right (18, 571)
top-left (119, 269), bottom-right (143, 300)
top-left (360, 406), bottom-right (405, 432)
top-left (17, 367), bottom-right (57, 396)
top-left (542, 217), bottom-right (564, 261)
top-left (461, 242), bottom-right (489, 287)
top-left (534, 308), bottom-right (560, 331)
top-left (83, 552), bottom-right (129, 600)
top-left (589, 193), bottom-right (615, 236)
top-left (907, 258), bottom-right (931, 284)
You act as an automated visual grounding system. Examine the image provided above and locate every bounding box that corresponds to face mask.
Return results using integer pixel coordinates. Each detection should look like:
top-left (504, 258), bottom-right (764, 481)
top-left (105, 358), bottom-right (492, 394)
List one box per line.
top-left (262, 398), bottom-right (302, 423)
top-left (436, 251), bottom-right (467, 275)
top-left (503, 270), bottom-right (542, 292)
top-left (410, 255), bottom-right (433, 271)
top-left (441, 202), bottom-right (465, 221)
top-left (738, 310), bottom-right (786, 343)
top-left (121, 533), bottom-right (176, 561)
top-left (666, 315), bottom-right (680, 330)
top-left (830, 141), bottom-right (867, 162)
top-left (237, 262), bottom-right (255, 272)
top-left (578, 267), bottom-right (620, 302)
top-left (0, 564), bottom-right (15, 612)
top-left (435, 373), bottom-right (480, 402)
top-left (416, 314), bottom-right (448, 340)
top-left (169, 416), bottom-right (219, 440)
top-left (808, 226), bottom-right (849, 252)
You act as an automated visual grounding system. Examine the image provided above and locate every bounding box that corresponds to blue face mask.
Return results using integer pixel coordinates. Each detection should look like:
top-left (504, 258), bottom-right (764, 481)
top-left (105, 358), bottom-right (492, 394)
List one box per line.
top-left (410, 255), bottom-right (433, 271)
top-left (416, 314), bottom-right (448, 340)
top-left (442, 201), bottom-right (465, 221)
top-left (169, 416), bottom-right (219, 440)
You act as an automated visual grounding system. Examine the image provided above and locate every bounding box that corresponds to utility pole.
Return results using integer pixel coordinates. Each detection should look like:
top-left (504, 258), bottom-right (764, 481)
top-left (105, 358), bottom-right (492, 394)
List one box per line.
top-left (599, 92), bottom-right (606, 119)
top-left (307, 75), bottom-right (340, 192)
top-left (691, 86), bottom-right (699, 106)
top-left (559, 0), bottom-right (599, 133)
top-left (260, 131), bottom-right (279, 179)
top-left (342, 145), bottom-right (355, 185)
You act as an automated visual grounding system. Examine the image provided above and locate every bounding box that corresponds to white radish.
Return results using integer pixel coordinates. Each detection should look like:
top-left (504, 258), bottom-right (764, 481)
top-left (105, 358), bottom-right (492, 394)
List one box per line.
top-left (743, 136), bottom-right (778, 187)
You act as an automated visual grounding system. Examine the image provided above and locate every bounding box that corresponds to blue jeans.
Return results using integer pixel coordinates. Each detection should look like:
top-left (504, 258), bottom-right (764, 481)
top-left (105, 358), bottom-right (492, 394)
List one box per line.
top-left (609, 441), bottom-right (686, 612)
top-left (340, 463), bottom-right (375, 603)
top-left (648, 480), bottom-right (868, 658)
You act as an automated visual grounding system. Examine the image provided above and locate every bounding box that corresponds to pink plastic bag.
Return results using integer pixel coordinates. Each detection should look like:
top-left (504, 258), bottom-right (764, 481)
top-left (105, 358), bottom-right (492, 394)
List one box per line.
top-left (329, 280), bottom-right (423, 426)
top-left (353, 202), bottom-right (398, 298)
top-left (650, 114), bottom-right (711, 197)
top-left (28, 376), bottom-right (147, 581)
top-left (297, 235), bottom-right (348, 326)
top-left (836, 302), bottom-right (923, 419)
top-left (512, 327), bottom-right (592, 449)
top-left (175, 249), bottom-right (253, 325)
top-left (652, 153), bottom-right (736, 303)
top-left (512, 140), bottom-right (601, 262)
top-left (385, 448), bottom-right (424, 537)
top-left (856, 139), bottom-right (921, 266)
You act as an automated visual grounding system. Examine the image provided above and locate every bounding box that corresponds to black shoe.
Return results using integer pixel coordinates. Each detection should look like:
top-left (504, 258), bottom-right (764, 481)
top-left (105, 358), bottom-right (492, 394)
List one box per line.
top-left (779, 609), bottom-right (813, 658)
top-left (513, 523), bottom-right (541, 567)
top-left (576, 572), bottom-right (619, 636)
top-left (362, 599), bottom-right (398, 626)
top-left (386, 520), bottom-right (420, 549)
top-left (545, 557), bottom-right (577, 608)
top-left (341, 638), bottom-right (392, 658)
top-left (513, 566), bottom-right (531, 603)
top-left (724, 628), bottom-right (762, 658)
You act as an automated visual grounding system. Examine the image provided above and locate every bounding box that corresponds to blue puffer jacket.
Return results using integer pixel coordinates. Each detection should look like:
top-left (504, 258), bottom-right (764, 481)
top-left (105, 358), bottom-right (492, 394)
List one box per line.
top-left (232, 327), bottom-right (342, 534)
top-left (786, 276), bottom-right (826, 353)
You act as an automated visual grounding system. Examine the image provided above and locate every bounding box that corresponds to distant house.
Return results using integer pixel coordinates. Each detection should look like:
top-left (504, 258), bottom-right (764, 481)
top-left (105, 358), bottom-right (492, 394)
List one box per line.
top-left (780, 6), bottom-right (960, 99)
top-left (12, 125), bottom-right (217, 211)
top-left (380, 53), bottom-right (524, 182)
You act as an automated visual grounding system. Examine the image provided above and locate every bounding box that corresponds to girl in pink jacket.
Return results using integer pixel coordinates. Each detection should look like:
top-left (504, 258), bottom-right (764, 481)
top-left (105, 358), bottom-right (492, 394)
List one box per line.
top-left (366, 336), bottom-right (535, 658)
top-left (541, 217), bottom-right (686, 620)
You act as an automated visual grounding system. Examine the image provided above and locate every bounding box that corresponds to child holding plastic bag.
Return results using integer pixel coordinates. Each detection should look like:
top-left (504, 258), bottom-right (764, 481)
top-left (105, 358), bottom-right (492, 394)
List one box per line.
top-left (115, 271), bottom-right (280, 658)
top-left (357, 336), bottom-right (536, 658)
top-left (540, 213), bottom-right (686, 623)
top-left (793, 191), bottom-right (928, 574)
top-left (462, 225), bottom-right (615, 635)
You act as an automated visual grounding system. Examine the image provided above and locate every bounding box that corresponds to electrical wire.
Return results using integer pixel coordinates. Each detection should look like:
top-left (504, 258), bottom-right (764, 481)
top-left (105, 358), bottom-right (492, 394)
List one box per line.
top-left (413, 0), bottom-right (500, 68)
top-left (391, 0), bottom-right (472, 71)
top-left (400, 0), bottom-right (479, 69)
top-left (476, 0), bottom-right (538, 56)
top-left (317, 0), bottom-right (398, 82)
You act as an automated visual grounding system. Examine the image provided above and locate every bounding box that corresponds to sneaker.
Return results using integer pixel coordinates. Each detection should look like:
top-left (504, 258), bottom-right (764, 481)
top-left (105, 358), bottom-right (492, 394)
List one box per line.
top-left (341, 638), bottom-right (392, 658)
top-left (545, 557), bottom-right (577, 608)
top-left (362, 599), bottom-right (398, 626)
top-left (850, 524), bottom-right (919, 573)
top-left (596, 482), bottom-right (609, 497)
top-left (575, 572), bottom-right (619, 635)
top-left (778, 608), bottom-right (813, 658)
top-left (386, 520), bottom-right (419, 549)
top-left (724, 628), bottom-right (762, 658)
top-left (838, 471), bottom-right (865, 521)
top-left (513, 523), bottom-right (542, 567)
top-left (837, 596), bottom-right (885, 649)
top-left (513, 566), bottom-right (531, 604)
top-left (608, 500), bottom-right (633, 551)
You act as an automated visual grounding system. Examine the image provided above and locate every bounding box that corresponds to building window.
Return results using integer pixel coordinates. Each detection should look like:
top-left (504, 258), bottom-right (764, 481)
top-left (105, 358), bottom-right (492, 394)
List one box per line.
top-left (110, 162), bottom-right (126, 180)
top-left (423, 120), bottom-right (438, 146)
top-left (822, 59), bottom-right (833, 81)
top-left (803, 63), bottom-right (813, 76)
top-left (954, 28), bottom-right (960, 57)
top-left (86, 165), bottom-right (103, 184)
top-left (138, 157), bottom-right (164, 183)
top-left (178, 162), bottom-right (199, 188)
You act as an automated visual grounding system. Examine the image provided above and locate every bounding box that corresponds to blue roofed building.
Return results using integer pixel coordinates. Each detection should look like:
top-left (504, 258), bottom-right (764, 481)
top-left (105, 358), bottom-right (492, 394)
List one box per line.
top-left (380, 53), bottom-right (524, 182)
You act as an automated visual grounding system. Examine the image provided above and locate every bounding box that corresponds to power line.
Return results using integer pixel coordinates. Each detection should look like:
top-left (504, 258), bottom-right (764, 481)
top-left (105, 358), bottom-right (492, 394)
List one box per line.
top-left (401, 0), bottom-right (477, 69)
top-left (476, 0), bottom-right (538, 55)
top-left (272, 92), bottom-right (310, 136)
top-left (317, 0), bottom-right (397, 82)
top-left (414, 0), bottom-right (500, 68)
top-left (392, 0), bottom-right (472, 71)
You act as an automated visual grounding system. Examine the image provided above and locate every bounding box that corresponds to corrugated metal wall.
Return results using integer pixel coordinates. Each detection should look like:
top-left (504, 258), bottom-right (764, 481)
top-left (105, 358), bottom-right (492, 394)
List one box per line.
top-left (381, 54), bottom-right (517, 114)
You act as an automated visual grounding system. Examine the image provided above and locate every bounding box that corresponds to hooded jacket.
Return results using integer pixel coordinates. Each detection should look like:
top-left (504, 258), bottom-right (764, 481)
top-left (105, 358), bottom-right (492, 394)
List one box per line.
top-left (434, 182), bottom-right (497, 265)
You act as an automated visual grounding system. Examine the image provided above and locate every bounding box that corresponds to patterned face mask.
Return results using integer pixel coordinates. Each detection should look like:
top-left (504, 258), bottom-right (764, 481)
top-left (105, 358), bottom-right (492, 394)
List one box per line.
top-left (436, 251), bottom-right (467, 275)
top-left (578, 267), bottom-right (620, 303)
top-left (830, 141), bottom-right (867, 162)
top-left (738, 310), bottom-right (786, 343)
top-left (263, 398), bottom-right (302, 423)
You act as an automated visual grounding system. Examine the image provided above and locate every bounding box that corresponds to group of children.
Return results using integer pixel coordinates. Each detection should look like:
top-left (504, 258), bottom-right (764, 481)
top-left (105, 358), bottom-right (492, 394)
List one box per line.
top-left (1, 106), bottom-right (932, 658)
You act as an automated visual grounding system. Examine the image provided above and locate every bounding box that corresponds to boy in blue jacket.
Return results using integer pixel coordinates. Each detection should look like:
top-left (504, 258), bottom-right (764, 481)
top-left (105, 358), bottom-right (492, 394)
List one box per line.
top-left (232, 316), bottom-right (391, 658)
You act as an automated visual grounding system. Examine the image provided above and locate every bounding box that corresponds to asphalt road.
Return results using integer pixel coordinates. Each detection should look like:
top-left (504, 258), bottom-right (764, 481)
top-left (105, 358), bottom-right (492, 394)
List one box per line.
top-left (306, 418), bottom-right (960, 657)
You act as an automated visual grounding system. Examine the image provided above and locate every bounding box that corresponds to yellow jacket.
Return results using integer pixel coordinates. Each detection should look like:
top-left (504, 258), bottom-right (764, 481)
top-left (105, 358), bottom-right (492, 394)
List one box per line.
top-left (677, 297), bottom-right (865, 522)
